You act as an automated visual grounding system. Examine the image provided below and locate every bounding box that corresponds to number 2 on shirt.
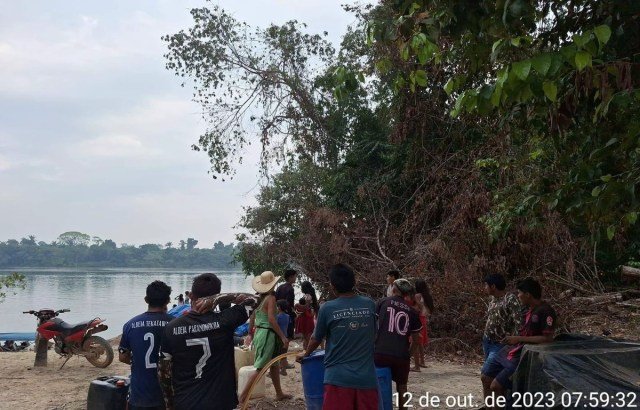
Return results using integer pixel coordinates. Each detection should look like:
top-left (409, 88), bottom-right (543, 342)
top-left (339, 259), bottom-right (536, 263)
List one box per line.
top-left (186, 338), bottom-right (211, 379)
top-left (143, 332), bottom-right (157, 369)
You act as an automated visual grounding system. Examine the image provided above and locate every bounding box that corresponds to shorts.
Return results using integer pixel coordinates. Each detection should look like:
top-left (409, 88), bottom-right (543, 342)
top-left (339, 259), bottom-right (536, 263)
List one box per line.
top-left (481, 346), bottom-right (518, 389)
top-left (374, 353), bottom-right (411, 385)
top-left (323, 384), bottom-right (379, 410)
top-left (481, 336), bottom-right (505, 375)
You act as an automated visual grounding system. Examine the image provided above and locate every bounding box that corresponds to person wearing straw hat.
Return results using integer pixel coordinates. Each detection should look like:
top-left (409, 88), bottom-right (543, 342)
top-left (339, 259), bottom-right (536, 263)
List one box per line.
top-left (239, 271), bottom-right (292, 405)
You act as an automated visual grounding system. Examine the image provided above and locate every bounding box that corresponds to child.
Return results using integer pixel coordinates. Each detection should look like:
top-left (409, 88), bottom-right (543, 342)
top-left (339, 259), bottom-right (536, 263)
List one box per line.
top-left (295, 297), bottom-right (315, 349)
top-left (276, 300), bottom-right (291, 375)
top-left (411, 279), bottom-right (434, 371)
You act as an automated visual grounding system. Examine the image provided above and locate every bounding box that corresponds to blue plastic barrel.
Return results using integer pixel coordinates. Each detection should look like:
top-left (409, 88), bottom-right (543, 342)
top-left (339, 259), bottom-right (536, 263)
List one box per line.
top-left (301, 350), bottom-right (326, 410)
top-left (376, 367), bottom-right (392, 410)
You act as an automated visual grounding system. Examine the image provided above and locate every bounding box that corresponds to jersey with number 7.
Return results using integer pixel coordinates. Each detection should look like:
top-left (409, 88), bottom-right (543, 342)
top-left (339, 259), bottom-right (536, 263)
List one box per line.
top-left (120, 311), bottom-right (174, 408)
top-left (160, 305), bottom-right (248, 410)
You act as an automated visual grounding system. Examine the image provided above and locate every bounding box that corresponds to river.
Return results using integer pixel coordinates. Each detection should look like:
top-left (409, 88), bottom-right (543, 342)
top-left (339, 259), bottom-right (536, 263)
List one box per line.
top-left (0, 268), bottom-right (252, 339)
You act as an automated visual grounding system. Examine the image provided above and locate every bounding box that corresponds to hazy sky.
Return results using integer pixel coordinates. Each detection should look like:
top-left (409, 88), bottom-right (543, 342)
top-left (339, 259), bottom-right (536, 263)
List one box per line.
top-left (0, 0), bottom-right (359, 247)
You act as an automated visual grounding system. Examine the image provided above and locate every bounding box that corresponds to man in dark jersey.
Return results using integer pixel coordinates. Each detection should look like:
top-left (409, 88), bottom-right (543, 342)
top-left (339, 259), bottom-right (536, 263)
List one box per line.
top-left (119, 280), bottom-right (174, 410)
top-left (158, 273), bottom-right (254, 410)
top-left (374, 278), bottom-right (422, 410)
top-left (482, 277), bottom-right (557, 406)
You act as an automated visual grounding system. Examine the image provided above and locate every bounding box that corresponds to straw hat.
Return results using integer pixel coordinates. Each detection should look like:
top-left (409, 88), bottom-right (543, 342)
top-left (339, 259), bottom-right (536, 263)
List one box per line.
top-left (252, 271), bottom-right (281, 294)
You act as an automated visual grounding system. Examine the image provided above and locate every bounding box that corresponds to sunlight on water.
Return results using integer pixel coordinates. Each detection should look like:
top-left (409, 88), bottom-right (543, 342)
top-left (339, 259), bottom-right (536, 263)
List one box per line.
top-left (0, 268), bottom-right (252, 338)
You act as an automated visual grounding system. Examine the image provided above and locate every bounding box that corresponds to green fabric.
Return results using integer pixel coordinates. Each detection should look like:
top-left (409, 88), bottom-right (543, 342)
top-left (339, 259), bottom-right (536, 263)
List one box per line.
top-left (252, 299), bottom-right (282, 369)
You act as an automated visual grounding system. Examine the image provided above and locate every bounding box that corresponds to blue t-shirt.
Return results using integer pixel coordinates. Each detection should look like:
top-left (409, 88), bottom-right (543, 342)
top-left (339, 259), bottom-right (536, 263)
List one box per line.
top-left (276, 312), bottom-right (289, 336)
top-left (313, 295), bottom-right (377, 389)
top-left (119, 311), bottom-right (173, 407)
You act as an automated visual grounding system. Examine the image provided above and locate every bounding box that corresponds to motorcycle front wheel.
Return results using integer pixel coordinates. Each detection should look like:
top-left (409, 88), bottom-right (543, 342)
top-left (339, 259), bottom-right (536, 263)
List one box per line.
top-left (82, 336), bottom-right (114, 368)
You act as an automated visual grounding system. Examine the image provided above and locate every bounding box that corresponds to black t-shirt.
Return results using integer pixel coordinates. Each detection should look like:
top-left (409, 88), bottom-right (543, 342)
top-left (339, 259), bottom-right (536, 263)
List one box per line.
top-left (160, 305), bottom-right (248, 410)
top-left (275, 283), bottom-right (294, 313)
top-left (375, 296), bottom-right (422, 359)
top-left (507, 301), bottom-right (557, 360)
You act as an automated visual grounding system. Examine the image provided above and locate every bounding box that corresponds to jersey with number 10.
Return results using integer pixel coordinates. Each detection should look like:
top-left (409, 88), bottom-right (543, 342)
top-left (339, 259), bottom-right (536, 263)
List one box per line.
top-left (120, 311), bottom-right (174, 407)
top-left (160, 305), bottom-right (248, 410)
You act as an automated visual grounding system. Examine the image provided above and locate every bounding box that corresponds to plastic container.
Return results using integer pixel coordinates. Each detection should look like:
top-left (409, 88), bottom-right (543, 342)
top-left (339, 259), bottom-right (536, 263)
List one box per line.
top-left (238, 365), bottom-right (265, 399)
top-left (234, 346), bottom-right (254, 377)
top-left (376, 367), bottom-right (392, 410)
top-left (86, 376), bottom-right (129, 410)
top-left (301, 350), bottom-right (325, 410)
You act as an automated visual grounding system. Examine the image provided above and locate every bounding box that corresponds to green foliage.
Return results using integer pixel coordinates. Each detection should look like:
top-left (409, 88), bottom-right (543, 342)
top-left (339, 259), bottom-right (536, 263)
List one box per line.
top-left (0, 234), bottom-right (236, 269)
top-left (0, 273), bottom-right (26, 303)
top-left (365, 0), bottom-right (640, 273)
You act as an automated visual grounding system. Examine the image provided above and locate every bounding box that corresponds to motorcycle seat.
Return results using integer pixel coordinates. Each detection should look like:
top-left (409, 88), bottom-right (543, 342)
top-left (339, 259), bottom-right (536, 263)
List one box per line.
top-left (50, 318), bottom-right (94, 334)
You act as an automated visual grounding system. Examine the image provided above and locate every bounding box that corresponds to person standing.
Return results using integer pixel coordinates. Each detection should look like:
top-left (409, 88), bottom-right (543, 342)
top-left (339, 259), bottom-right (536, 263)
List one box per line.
top-left (481, 277), bottom-right (557, 405)
top-left (411, 279), bottom-right (434, 370)
top-left (240, 271), bottom-right (291, 404)
top-left (374, 279), bottom-right (422, 410)
top-left (297, 263), bottom-right (379, 410)
top-left (385, 270), bottom-right (400, 297)
top-left (294, 297), bottom-right (314, 349)
top-left (158, 273), bottom-right (253, 410)
top-left (479, 274), bottom-right (521, 399)
top-left (276, 299), bottom-right (291, 376)
top-left (119, 281), bottom-right (174, 410)
top-left (275, 269), bottom-right (297, 369)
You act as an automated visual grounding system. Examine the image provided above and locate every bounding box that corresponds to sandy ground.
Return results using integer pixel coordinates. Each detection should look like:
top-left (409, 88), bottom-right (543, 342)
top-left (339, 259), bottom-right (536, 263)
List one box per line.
top-left (0, 345), bottom-right (482, 410)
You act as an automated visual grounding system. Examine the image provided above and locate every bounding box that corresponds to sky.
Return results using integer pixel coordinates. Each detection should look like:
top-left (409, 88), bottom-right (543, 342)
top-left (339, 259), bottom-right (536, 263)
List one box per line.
top-left (0, 0), bottom-right (360, 247)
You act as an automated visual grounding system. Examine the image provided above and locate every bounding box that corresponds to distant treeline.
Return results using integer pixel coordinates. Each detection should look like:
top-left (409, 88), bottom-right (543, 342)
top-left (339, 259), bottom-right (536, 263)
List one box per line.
top-left (0, 232), bottom-right (238, 269)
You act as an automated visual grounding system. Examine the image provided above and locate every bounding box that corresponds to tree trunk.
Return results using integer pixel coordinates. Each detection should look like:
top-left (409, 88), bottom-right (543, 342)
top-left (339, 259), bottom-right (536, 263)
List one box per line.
top-left (572, 292), bottom-right (623, 305)
top-left (621, 265), bottom-right (640, 279)
top-left (33, 334), bottom-right (48, 367)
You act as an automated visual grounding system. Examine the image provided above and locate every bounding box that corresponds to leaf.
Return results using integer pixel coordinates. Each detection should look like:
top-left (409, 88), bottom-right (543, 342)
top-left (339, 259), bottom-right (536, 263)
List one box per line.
top-left (414, 70), bottom-right (428, 87)
top-left (575, 51), bottom-right (592, 71)
top-left (401, 44), bottom-right (410, 61)
top-left (532, 53), bottom-right (552, 76)
top-left (594, 25), bottom-right (612, 45)
top-left (512, 60), bottom-right (531, 81)
top-left (542, 81), bottom-right (557, 102)
top-left (496, 67), bottom-right (509, 87)
top-left (607, 225), bottom-right (615, 241)
top-left (600, 174), bottom-right (612, 182)
top-left (627, 212), bottom-right (638, 225)
top-left (572, 32), bottom-right (591, 48)
top-left (444, 78), bottom-right (455, 95)
top-left (490, 84), bottom-right (502, 107)
top-left (605, 138), bottom-right (618, 148)
top-left (591, 186), bottom-right (602, 197)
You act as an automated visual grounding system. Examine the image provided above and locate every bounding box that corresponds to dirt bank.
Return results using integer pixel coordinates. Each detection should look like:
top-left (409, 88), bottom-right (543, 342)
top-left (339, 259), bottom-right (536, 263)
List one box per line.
top-left (0, 346), bottom-right (482, 410)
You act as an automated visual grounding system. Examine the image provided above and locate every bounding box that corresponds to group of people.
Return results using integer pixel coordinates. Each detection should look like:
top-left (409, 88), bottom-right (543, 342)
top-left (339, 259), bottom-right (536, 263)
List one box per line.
top-left (117, 265), bottom-right (557, 410)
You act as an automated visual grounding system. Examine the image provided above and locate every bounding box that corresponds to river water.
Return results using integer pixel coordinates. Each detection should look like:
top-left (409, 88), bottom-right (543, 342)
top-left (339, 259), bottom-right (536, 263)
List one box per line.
top-left (0, 268), bottom-right (252, 339)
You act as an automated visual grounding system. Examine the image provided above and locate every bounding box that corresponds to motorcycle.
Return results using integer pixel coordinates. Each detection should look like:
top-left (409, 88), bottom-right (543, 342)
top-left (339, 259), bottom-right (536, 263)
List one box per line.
top-left (23, 308), bottom-right (114, 368)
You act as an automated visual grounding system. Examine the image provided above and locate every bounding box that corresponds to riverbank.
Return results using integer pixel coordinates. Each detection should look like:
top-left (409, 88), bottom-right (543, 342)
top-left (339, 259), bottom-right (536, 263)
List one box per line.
top-left (0, 344), bottom-right (482, 410)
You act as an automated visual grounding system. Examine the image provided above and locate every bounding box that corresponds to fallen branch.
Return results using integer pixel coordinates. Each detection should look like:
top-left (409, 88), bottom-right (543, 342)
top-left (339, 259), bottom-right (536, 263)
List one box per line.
top-left (572, 292), bottom-right (623, 305)
top-left (621, 265), bottom-right (640, 279)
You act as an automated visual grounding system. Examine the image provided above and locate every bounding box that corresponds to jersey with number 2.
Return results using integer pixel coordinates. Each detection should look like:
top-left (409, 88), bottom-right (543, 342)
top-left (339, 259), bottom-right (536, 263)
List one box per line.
top-left (120, 311), bottom-right (174, 407)
top-left (160, 305), bottom-right (248, 410)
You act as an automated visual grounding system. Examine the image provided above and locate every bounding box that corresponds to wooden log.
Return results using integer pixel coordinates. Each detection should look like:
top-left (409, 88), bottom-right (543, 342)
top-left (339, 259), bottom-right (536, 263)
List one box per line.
top-left (33, 334), bottom-right (48, 367)
top-left (621, 265), bottom-right (640, 279)
top-left (572, 292), bottom-right (623, 305)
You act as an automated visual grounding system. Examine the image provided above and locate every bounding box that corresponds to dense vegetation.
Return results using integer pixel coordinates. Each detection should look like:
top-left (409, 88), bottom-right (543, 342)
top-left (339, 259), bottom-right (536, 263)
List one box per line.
top-left (165, 0), bottom-right (639, 341)
top-left (0, 232), bottom-right (237, 269)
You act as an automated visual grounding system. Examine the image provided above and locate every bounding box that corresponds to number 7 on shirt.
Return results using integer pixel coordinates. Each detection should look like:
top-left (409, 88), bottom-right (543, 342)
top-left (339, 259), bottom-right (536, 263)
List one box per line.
top-left (186, 338), bottom-right (211, 379)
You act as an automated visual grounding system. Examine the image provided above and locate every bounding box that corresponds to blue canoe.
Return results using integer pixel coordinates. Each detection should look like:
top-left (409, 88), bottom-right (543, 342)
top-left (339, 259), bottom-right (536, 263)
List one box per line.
top-left (0, 332), bottom-right (36, 342)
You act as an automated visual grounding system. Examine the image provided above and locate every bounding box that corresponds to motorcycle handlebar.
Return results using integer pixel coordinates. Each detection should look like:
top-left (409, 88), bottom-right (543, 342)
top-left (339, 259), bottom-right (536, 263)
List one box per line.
top-left (56, 309), bottom-right (70, 314)
top-left (22, 311), bottom-right (34, 314)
